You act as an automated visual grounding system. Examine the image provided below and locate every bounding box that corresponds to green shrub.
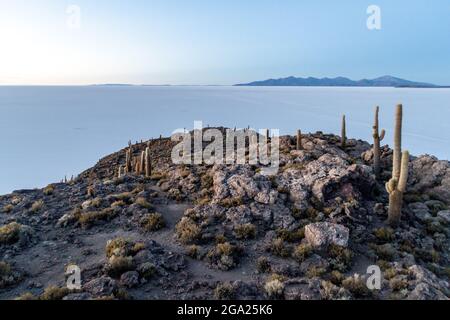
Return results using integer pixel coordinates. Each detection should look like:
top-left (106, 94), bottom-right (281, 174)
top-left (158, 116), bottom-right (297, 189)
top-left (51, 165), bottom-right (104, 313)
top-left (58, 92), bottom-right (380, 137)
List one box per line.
top-left (175, 217), bottom-right (201, 244)
top-left (141, 213), bottom-right (166, 232)
top-left (269, 238), bottom-right (291, 258)
top-left (292, 243), bottom-right (312, 263)
top-left (40, 286), bottom-right (70, 300)
top-left (373, 227), bottom-right (394, 242)
top-left (0, 222), bottom-right (22, 245)
top-left (214, 282), bottom-right (235, 300)
top-left (43, 184), bottom-right (55, 196)
top-left (256, 257), bottom-right (271, 273)
top-left (234, 223), bottom-right (257, 240)
top-left (30, 200), bottom-right (44, 213)
top-left (78, 208), bottom-right (116, 228)
top-left (3, 204), bottom-right (14, 213)
top-left (219, 197), bottom-right (243, 208)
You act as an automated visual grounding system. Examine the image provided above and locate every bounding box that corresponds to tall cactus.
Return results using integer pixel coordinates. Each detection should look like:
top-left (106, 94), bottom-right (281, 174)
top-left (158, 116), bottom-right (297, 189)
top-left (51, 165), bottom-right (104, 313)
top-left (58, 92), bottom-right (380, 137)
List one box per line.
top-left (140, 151), bottom-right (145, 176)
top-left (145, 147), bottom-right (152, 177)
top-left (297, 129), bottom-right (303, 150)
top-left (373, 106), bottom-right (386, 177)
top-left (386, 104), bottom-right (409, 227)
top-left (125, 147), bottom-right (132, 173)
top-left (341, 115), bottom-right (346, 148)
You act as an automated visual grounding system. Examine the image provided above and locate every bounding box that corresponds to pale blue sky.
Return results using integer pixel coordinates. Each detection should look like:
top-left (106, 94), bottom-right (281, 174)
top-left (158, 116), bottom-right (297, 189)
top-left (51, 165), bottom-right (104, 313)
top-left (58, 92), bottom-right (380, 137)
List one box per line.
top-left (1, 0), bottom-right (449, 85)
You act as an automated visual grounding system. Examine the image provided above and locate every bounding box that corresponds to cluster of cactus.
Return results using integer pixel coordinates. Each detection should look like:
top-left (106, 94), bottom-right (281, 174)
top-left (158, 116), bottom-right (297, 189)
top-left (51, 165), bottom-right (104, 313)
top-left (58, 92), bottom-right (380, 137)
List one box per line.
top-left (119, 140), bottom-right (152, 178)
top-left (385, 104), bottom-right (409, 227)
top-left (372, 106), bottom-right (386, 178)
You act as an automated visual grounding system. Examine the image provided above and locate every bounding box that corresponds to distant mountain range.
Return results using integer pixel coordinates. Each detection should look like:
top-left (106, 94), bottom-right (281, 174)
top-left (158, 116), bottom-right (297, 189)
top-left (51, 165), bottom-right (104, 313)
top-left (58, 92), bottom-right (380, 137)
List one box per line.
top-left (235, 75), bottom-right (447, 88)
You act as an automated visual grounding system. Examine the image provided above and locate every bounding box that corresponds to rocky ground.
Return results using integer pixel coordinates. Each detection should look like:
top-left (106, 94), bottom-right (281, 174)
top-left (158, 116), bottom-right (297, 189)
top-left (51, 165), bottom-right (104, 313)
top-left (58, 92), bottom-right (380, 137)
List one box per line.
top-left (0, 129), bottom-right (449, 300)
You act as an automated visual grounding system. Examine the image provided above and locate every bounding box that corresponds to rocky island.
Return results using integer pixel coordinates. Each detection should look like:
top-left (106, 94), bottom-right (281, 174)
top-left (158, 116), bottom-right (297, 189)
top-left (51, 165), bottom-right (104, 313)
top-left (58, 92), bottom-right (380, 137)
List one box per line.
top-left (0, 109), bottom-right (449, 301)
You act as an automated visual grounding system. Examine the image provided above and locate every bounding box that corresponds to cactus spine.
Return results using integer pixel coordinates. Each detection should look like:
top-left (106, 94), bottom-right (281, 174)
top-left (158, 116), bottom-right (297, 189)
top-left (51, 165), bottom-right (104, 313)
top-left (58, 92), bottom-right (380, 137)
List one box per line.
top-left (341, 115), bottom-right (346, 148)
top-left (145, 147), bottom-right (152, 177)
top-left (386, 104), bottom-right (409, 227)
top-left (373, 106), bottom-right (386, 177)
top-left (297, 129), bottom-right (303, 150)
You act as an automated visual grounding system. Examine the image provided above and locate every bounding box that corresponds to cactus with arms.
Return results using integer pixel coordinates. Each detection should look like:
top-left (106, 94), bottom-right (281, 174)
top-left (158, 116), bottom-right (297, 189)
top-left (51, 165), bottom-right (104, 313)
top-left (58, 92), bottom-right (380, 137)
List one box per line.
top-left (386, 104), bottom-right (409, 227)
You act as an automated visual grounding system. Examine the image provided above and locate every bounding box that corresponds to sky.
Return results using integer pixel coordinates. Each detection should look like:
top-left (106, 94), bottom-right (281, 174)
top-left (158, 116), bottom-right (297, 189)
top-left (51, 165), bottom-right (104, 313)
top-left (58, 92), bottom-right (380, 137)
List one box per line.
top-left (0, 0), bottom-right (449, 85)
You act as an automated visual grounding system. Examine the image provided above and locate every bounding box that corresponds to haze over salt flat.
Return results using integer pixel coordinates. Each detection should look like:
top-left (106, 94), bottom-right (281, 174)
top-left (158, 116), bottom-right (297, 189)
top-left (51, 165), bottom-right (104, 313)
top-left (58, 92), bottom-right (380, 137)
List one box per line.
top-left (0, 85), bottom-right (449, 194)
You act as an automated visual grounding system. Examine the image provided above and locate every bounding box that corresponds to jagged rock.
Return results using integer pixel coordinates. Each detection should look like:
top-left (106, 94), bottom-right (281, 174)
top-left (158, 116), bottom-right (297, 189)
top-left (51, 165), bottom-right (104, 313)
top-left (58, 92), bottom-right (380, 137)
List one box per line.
top-left (120, 271), bottom-right (140, 288)
top-left (409, 202), bottom-right (432, 223)
top-left (410, 155), bottom-right (450, 204)
top-left (437, 210), bottom-right (450, 224)
top-left (83, 276), bottom-right (118, 296)
top-left (406, 265), bottom-right (449, 300)
top-left (305, 222), bottom-right (349, 248)
top-left (63, 292), bottom-right (93, 300)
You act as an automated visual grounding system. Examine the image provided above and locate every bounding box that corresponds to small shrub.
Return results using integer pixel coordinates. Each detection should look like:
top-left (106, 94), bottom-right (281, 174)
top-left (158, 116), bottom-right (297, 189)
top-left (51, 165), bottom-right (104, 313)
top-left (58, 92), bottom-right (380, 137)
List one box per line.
top-left (214, 282), bottom-right (235, 300)
top-left (187, 245), bottom-right (201, 259)
top-left (292, 243), bottom-right (312, 263)
top-left (107, 256), bottom-right (134, 278)
top-left (215, 234), bottom-right (227, 244)
top-left (282, 163), bottom-right (305, 172)
top-left (111, 200), bottom-right (126, 208)
top-left (219, 197), bottom-right (243, 208)
top-left (40, 286), bottom-right (70, 300)
top-left (15, 292), bottom-right (38, 300)
top-left (373, 227), bottom-right (394, 242)
top-left (87, 186), bottom-right (95, 198)
top-left (269, 238), bottom-right (290, 258)
top-left (131, 242), bottom-right (146, 255)
top-left (329, 270), bottom-right (345, 285)
top-left (207, 242), bottom-right (240, 271)
top-left (342, 275), bottom-right (370, 298)
top-left (43, 184), bottom-right (55, 196)
top-left (389, 278), bottom-right (408, 291)
top-left (0, 261), bottom-right (11, 276)
top-left (256, 257), bottom-right (271, 273)
top-left (216, 242), bottom-right (234, 256)
top-left (234, 223), bottom-right (256, 240)
top-left (194, 196), bottom-right (211, 206)
top-left (2, 204), bottom-right (14, 214)
top-left (306, 266), bottom-right (327, 278)
top-left (106, 238), bottom-right (133, 258)
top-left (150, 172), bottom-right (166, 180)
top-left (264, 279), bottom-right (284, 298)
top-left (113, 192), bottom-right (133, 202)
top-left (135, 197), bottom-right (151, 209)
top-left (78, 208), bottom-right (116, 228)
top-left (30, 200), bottom-right (44, 213)
top-left (141, 213), bottom-right (166, 232)
top-left (0, 222), bottom-right (22, 244)
top-left (371, 243), bottom-right (396, 261)
top-left (384, 268), bottom-right (397, 280)
top-left (201, 174), bottom-right (213, 189)
top-left (328, 244), bottom-right (353, 271)
top-left (276, 228), bottom-right (305, 243)
top-left (175, 217), bottom-right (201, 244)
